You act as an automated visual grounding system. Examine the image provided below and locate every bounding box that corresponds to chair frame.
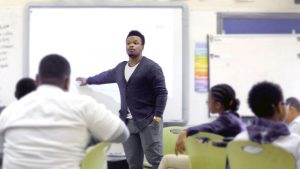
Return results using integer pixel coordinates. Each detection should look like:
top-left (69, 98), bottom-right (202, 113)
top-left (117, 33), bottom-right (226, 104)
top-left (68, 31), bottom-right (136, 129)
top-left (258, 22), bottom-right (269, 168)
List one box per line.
top-left (163, 126), bottom-right (186, 155)
top-left (185, 132), bottom-right (227, 169)
top-left (81, 142), bottom-right (111, 169)
top-left (227, 140), bottom-right (296, 169)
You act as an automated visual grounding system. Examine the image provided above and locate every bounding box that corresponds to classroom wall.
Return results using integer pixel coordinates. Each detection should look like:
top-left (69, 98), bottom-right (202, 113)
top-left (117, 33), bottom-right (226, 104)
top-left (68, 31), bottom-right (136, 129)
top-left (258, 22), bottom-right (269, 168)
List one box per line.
top-left (188, 0), bottom-right (300, 125)
top-left (1, 0), bottom-right (300, 127)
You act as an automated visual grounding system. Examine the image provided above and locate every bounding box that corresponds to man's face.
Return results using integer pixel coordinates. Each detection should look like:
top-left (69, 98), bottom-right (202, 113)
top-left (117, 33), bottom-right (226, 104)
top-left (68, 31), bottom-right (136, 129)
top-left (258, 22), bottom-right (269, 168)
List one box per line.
top-left (278, 101), bottom-right (288, 122)
top-left (126, 36), bottom-right (144, 58)
top-left (207, 93), bottom-right (220, 114)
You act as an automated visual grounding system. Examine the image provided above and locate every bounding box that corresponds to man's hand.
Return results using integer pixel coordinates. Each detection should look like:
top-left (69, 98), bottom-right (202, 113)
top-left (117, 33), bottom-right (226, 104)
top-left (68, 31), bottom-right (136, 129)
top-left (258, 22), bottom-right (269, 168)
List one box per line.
top-left (75, 77), bottom-right (87, 86)
top-left (175, 130), bottom-right (187, 155)
top-left (153, 116), bottom-right (161, 123)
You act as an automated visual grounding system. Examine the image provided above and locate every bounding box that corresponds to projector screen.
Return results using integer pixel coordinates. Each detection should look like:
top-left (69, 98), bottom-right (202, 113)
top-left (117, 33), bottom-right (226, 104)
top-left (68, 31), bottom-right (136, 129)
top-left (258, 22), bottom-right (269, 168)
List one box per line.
top-left (26, 4), bottom-right (188, 121)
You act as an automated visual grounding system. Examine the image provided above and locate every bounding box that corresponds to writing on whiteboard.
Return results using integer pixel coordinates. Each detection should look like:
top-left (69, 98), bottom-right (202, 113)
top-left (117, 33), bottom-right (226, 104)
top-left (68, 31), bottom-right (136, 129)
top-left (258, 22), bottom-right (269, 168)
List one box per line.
top-left (0, 24), bottom-right (14, 69)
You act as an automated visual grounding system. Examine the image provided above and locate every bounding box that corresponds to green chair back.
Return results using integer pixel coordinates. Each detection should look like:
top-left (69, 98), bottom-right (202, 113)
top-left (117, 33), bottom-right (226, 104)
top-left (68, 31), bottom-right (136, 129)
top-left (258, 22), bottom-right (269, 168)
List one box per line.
top-left (163, 126), bottom-right (186, 155)
top-left (185, 132), bottom-right (227, 169)
top-left (143, 126), bottom-right (186, 168)
top-left (81, 142), bottom-right (111, 169)
top-left (227, 140), bottom-right (296, 169)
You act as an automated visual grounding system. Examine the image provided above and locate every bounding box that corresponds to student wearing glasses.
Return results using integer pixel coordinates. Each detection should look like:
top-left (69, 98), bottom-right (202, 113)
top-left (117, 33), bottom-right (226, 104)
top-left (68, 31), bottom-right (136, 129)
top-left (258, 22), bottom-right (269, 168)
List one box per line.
top-left (284, 97), bottom-right (300, 134)
top-left (234, 81), bottom-right (300, 169)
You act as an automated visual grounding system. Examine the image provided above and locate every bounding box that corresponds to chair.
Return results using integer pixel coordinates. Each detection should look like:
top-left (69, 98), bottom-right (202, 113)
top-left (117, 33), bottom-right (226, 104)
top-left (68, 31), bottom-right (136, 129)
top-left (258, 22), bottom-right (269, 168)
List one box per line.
top-left (185, 132), bottom-right (227, 169)
top-left (163, 126), bottom-right (186, 155)
top-left (143, 126), bottom-right (186, 168)
top-left (81, 142), bottom-right (111, 169)
top-left (227, 140), bottom-right (296, 169)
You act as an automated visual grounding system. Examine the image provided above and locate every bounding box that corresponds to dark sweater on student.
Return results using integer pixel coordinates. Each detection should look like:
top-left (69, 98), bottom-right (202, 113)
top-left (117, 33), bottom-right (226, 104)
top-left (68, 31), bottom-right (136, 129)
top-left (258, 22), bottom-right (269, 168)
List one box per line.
top-left (246, 118), bottom-right (290, 144)
top-left (87, 57), bottom-right (168, 129)
top-left (186, 111), bottom-right (245, 137)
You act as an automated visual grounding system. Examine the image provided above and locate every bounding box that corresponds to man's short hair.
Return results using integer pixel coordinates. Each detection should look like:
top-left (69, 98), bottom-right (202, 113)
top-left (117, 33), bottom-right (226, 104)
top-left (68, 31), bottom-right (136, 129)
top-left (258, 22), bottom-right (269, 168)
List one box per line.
top-left (15, 77), bottom-right (36, 99)
top-left (248, 81), bottom-right (283, 118)
top-left (39, 54), bottom-right (71, 84)
top-left (127, 30), bottom-right (145, 45)
top-left (286, 97), bottom-right (300, 112)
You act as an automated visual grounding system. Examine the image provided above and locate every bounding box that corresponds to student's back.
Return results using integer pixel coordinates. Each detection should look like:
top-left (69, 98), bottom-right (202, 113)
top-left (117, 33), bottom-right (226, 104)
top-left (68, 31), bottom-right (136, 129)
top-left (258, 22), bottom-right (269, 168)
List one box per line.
top-left (0, 54), bottom-right (129, 169)
top-left (1, 86), bottom-right (124, 169)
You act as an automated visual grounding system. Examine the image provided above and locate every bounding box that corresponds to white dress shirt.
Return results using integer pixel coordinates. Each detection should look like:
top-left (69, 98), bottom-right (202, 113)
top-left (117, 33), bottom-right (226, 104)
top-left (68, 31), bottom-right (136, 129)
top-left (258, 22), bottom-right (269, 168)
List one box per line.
top-left (289, 116), bottom-right (300, 135)
top-left (0, 85), bottom-right (129, 169)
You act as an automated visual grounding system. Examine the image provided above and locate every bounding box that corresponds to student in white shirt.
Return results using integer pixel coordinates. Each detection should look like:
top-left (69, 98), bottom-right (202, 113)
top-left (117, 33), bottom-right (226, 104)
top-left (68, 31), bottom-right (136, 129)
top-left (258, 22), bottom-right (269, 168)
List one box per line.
top-left (284, 97), bottom-right (300, 134)
top-left (0, 54), bottom-right (129, 169)
top-left (234, 81), bottom-right (300, 169)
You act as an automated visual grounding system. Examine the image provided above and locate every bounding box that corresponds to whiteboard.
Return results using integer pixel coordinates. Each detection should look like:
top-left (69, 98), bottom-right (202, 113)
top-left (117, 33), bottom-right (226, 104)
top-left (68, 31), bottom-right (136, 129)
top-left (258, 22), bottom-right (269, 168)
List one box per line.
top-left (0, 8), bottom-right (22, 107)
top-left (26, 4), bottom-right (188, 121)
top-left (209, 34), bottom-right (300, 117)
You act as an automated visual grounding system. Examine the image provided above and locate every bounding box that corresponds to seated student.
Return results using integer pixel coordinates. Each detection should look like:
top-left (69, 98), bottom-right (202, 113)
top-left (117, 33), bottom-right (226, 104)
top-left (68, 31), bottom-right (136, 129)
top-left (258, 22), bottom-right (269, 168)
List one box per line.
top-left (15, 77), bottom-right (37, 100)
top-left (0, 54), bottom-right (129, 169)
top-left (158, 84), bottom-right (245, 169)
top-left (284, 97), bottom-right (300, 134)
top-left (234, 81), bottom-right (300, 169)
top-left (0, 78), bottom-right (36, 116)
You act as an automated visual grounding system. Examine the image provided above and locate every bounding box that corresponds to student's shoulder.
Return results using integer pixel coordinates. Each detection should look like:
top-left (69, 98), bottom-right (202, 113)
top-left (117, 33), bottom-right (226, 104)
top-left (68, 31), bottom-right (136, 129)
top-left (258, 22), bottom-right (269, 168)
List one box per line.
top-left (64, 93), bottom-right (109, 112)
top-left (218, 112), bottom-right (241, 123)
top-left (272, 132), bottom-right (300, 148)
top-left (65, 92), bottom-right (96, 103)
top-left (0, 100), bottom-right (22, 121)
top-left (287, 132), bottom-right (300, 142)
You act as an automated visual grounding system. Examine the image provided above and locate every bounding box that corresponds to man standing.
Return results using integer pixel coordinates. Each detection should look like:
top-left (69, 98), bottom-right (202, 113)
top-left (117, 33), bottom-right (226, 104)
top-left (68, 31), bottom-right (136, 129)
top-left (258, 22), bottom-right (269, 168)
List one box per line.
top-left (284, 97), bottom-right (300, 134)
top-left (76, 30), bottom-right (168, 169)
top-left (0, 54), bottom-right (129, 169)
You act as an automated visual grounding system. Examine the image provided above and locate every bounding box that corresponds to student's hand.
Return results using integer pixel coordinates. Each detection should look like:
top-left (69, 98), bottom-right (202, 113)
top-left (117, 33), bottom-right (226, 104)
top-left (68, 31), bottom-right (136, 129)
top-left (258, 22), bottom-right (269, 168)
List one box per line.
top-left (175, 131), bottom-right (187, 155)
top-left (76, 77), bottom-right (87, 86)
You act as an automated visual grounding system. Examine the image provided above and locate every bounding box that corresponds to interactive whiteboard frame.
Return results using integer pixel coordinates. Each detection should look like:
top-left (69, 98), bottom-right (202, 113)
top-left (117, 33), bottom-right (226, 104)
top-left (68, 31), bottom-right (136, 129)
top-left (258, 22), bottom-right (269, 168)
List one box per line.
top-left (24, 3), bottom-right (189, 123)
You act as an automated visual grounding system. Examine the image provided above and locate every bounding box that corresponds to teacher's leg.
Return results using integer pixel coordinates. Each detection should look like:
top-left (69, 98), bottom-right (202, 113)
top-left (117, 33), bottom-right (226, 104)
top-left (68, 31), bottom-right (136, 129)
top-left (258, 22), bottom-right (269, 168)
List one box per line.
top-left (140, 120), bottom-right (163, 169)
top-left (123, 120), bottom-right (144, 169)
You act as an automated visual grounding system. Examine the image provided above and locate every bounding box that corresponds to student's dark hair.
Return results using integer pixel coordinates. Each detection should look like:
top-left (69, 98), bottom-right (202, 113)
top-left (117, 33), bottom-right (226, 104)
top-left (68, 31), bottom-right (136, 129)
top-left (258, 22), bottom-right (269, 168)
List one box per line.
top-left (286, 97), bottom-right (300, 112)
top-left (248, 81), bottom-right (283, 118)
top-left (210, 84), bottom-right (240, 111)
top-left (127, 30), bottom-right (145, 45)
top-left (38, 54), bottom-right (70, 85)
top-left (15, 77), bottom-right (36, 99)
